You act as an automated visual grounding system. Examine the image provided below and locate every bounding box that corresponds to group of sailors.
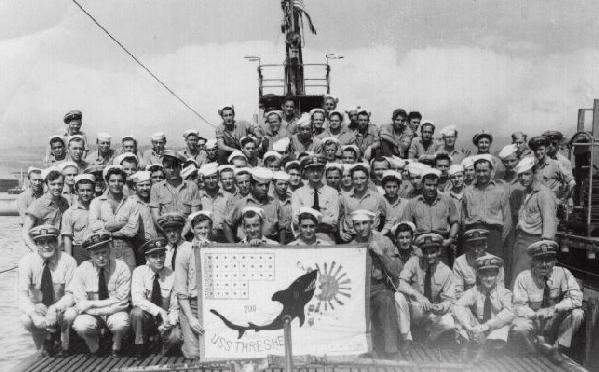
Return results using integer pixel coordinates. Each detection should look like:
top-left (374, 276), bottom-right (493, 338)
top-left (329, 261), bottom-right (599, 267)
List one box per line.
top-left (16, 99), bottom-right (582, 363)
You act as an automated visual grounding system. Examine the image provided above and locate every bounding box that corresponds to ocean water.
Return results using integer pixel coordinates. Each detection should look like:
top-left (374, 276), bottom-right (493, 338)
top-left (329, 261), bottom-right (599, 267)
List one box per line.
top-left (0, 216), bottom-right (37, 370)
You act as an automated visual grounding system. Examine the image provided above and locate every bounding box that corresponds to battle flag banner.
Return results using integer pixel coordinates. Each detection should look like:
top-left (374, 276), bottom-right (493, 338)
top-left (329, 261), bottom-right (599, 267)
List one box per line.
top-left (198, 246), bottom-right (369, 360)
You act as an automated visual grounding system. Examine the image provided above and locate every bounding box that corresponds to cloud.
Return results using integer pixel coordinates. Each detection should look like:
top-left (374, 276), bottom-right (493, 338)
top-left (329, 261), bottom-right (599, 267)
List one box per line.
top-left (2, 21), bottom-right (599, 149)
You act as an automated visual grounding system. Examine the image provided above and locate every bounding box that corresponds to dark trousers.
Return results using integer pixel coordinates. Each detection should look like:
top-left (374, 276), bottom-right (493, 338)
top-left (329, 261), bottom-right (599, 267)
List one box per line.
top-left (370, 285), bottom-right (400, 355)
top-left (130, 307), bottom-right (181, 349)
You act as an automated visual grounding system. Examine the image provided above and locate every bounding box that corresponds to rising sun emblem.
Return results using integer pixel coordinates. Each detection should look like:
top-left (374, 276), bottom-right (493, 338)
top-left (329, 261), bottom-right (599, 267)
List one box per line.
top-left (313, 261), bottom-right (351, 312)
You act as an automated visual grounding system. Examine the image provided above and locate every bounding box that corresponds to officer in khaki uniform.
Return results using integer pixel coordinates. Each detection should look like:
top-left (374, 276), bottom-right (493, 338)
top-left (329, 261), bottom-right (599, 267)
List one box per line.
top-left (396, 233), bottom-right (456, 351)
top-left (18, 225), bottom-right (77, 356)
top-left (511, 240), bottom-right (584, 364)
top-left (453, 256), bottom-right (514, 361)
top-left (65, 229), bottom-right (131, 357)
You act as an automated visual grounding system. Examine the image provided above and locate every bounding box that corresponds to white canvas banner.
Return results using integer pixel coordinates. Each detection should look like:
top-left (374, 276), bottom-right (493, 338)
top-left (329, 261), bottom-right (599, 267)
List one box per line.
top-left (199, 246), bottom-right (368, 360)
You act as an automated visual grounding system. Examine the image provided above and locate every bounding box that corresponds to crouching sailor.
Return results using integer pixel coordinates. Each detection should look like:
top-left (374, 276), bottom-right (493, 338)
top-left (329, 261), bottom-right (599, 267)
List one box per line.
top-left (453, 256), bottom-right (514, 361)
top-left (65, 229), bottom-right (131, 357)
top-left (395, 233), bottom-right (456, 350)
top-left (18, 225), bottom-right (77, 356)
top-left (131, 237), bottom-right (181, 358)
top-left (511, 240), bottom-right (584, 364)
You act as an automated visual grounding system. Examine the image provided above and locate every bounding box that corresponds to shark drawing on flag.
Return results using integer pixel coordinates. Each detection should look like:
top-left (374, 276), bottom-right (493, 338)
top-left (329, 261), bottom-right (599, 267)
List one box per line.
top-left (210, 270), bottom-right (318, 339)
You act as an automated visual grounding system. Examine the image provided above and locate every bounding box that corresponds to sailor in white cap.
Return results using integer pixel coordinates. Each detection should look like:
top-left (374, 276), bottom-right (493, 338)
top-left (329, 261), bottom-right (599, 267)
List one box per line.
top-left (58, 161), bottom-right (80, 206)
top-left (263, 150), bottom-right (283, 172)
top-left (509, 156), bottom-right (557, 285)
top-left (61, 174), bottom-right (96, 264)
top-left (323, 94), bottom-right (339, 113)
top-left (216, 164), bottom-right (235, 195)
top-left (284, 160), bottom-right (303, 192)
top-left (239, 206), bottom-right (279, 246)
top-left (204, 138), bottom-right (219, 163)
top-left (461, 156), bottom-right (476, 186)
top-left (310, 108), bottom-right (327, 137)
top-left (498, 144), bottom-right (519, 184)
top-left (17, 167), bottom-right (44, 223)
top-left (142, 132), bottom-right (166, 166)
top-left (472, 130), bottom-right (505, 179)
top-left (224, 167), bottom-right (284, 244)
top-left (439, 125), bottom-right (466, 165)
top-left (272, 137), bottom-right (291, 154)
top-left (118, 135), bottom-right (146, 169)
top-left (181, 129), bottom-right (207, 166)
top-left (400, 162), bottom-right (426, 199)
top-left (339, 163), bottom-right (385, 243)
top-left (289, 112), bottom-right (323, 155)
top-left (127, 170), bottom-right (158, 264)
top-left (287, 207), bottom-right (331, 246)
top-left (280, 97), bottom-right (300, 134)
top-left (408, 120), bottom-right (440, 160)
top-left (325, 163), bottom-right (343, 191)
top-left (345, 105), bottom-right (362, 130)
top-left (262, 110), bottom-right (288, 152)
top-left (272, 170), bottom-right (293, 240)
top-left (320, 136), bottom-right (341, 163)
top-left (197, 163), bottom-right (230, 242)
top-left (341, 144), bottom-right (360, 165)
top-left (462, 153), bottom-right (512, 259)
top-left (60, 110), bottom-right (89, 157)
top-left (350, 208), bottom-right (403, 358)
top-left (227, 150), bottom-right (248, 168)
top-left (231, 167), bottom-right (252, 202)
top-left (86, 132), bottom-right (115, 166)
top-left (315, 110), bottom-right (349, 142)
top-left (447, 164), bottom-right (465, 223)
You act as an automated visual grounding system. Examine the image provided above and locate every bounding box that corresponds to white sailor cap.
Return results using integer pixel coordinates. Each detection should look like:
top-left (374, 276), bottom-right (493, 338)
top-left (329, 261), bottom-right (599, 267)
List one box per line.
top-left (182, 129), bottom-right (200, 139)
top-left (129, 171), bottom-right (151, 183)
top-left (233, 167), bottom-right (252, 177)
top-left (461, 156), bottom-right (475, 169)
top-left (264, 110), bottom-right (283, 120)
top-left (188, 210), bottom-right (213, 225)
top-left (325, 162), bottom-right (344, 172)
top-left (298, 207), bottom-right (322, 224)
top-left (350, 162), bottom-right (370, 176)
top-left (384, 155), bottom-right (405, 170)
top-left (180, 164), bottom-right (198, 180)
top-left (421, 167), bottom-right (442, 179)
top-left (41, 166), bottom-right (60, 180)
top-left (241, 206), bottom-right (264, 219)
top-left (473, 154), bottom-right (494, 166)
top-left (59, 161), bottom-right (79, 173)
top-left (439, 125), bottom-right (457, 137)
top-left (391, 221), bottom-right (417, 237)
top-left (296, 112), bottom-right (312, 127)
top-left (217, 164), bottom-right (234, 174)
top-left (218, 104), bottom-right (234, 115)
top-left (272, 137), bottom-right (290, 152)
top-left (321, 136), bottom-right (340, 146)
top-left (381, 170), bottom-right (402, 183)
top-left (198, 163), bottom-right (219, 177)
top-left (350, 209), bottom-right (376, 222)
top-left (27, 166), bottom-right (42, 176)
top-left (356, 108), bottom-right (371, 116)
top-left (97, 132), bottom-right (112, 141)
top-left (310, 108), bottom-right (326, 117)
top-left (345, 105), bottom-right (361, 113)
top-left (328, 110), bottom-right (345, 120)
top-left (273, 171), bottom-right (290, 181)
top-left (103, 164), bottom-right (124, 180)
top-left (228, 150), bottom-right (247, 163)
top-left (113, 152), bottom-right (138, 165)
top-left (146, 163), bottom-right (163, 172)
top-left (263, 150), bottom-right (282, 161)
top-left (205, 138), bottom-right (218, 149)
top-left (448, 164), bottom-right (464, 176)
top-left (150, 132), bottom-right (166, 141)
top-left (498, 144), bottom-right (518, 160)
top-left (323, 94), bottom-right (339, 103)
top-left (250, 167), bottom-right (274, 183)
top-left (420, 120), bottom-right (435, 128)
top-left (67, 134), bottom-right (85, 144)
top-left (341, 144), bottom-right (361, 155)
top-left (516, 156), bottom-right (535, 174)
top-left (74, 173), bottom-right (95, 184)
top-left (407, 162), bottom-right (427, 176)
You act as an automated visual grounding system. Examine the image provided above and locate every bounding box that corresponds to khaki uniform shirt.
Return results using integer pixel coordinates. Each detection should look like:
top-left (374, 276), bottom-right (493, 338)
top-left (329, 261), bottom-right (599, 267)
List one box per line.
top-left (26, 192), bottom-right (70, 228)
top-left (399, 257), bottom-right (454, 312)
top-left (339, 189), bottom-right (386, 235)
top-left (150, 180), bottom-right (201, 217)
top-left (454, 285), bottom-right (514, 330)
top-left (89, 194), bottom-right (140, 239)
top-left (402, 193), bottom-right (459, 235)
top-left (131, 264), bottom-right (178, 324)
top-left (517, 183), bottom-right (557, 238)
top-left (462, 181), bottom-right (511, 229)
top-left (451, 253), bottom-right (505, 299)
top-left (61, 200), bottom-right (90, 245)
top-left (291, 184), bottom-right (340, 228)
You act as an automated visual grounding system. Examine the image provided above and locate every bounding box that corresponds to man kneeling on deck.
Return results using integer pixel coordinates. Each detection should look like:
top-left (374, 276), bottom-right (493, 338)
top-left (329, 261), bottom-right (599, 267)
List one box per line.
top-left (395, 233), bottom-right (456, 352)
top-left (130, 237), bottom-right (181, 358)
top-left (18, 225), bottom-right (77, 356)
top-left (511, 240), bottom-right (583, 364)
top-left (65, 229), bottom-right (131, 357)
top-left (453, 256), bottom-right (514, 361)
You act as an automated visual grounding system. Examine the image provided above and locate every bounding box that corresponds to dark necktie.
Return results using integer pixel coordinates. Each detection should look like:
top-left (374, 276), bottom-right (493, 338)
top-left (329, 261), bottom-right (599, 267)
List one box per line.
top-left (171, 247), bottom-right (177, 270)
top-left (424, 267), bottom-right (433, 302)
top-left (41, 260), bottom-right (55, 306)
top-left (98, 268), bottom-right (109, 300)
top-left (313, 188), bottom-right (320, 211)
top-left (541, 276), bottom-right (551, 308)
top-left (150, 272), bottom-right (163, 307)
top-left (483, 291), bottom-right (492, 322)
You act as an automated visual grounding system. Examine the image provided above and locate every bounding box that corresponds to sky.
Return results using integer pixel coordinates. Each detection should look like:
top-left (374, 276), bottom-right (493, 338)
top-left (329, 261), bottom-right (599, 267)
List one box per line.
top-left (2, 0), bottom-right (599, 148)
